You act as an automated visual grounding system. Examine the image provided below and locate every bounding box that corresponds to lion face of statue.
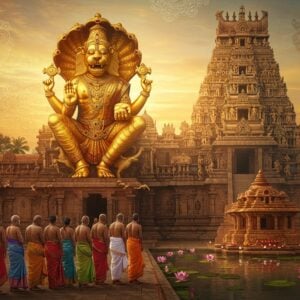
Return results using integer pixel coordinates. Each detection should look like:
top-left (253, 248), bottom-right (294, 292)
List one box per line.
top-left (85, 43), bottom-right (111, 77)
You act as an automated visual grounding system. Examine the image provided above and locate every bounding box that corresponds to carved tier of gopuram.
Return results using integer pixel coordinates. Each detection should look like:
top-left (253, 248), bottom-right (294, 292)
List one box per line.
top-left (216, 170), bottom-right (300, 254)
top-left (1, 7), bottom-right (300, 243)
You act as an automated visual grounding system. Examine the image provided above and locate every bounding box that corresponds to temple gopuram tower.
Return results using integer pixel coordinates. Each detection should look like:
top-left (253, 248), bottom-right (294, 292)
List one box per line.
top-left (193, 6), bottom-right (298, 202)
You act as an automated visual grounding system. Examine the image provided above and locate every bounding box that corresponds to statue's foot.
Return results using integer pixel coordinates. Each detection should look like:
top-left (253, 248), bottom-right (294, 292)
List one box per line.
top-left (97, 162), bottom-right (115, 178)
top-left (72, 160), bottom-right (89, 178)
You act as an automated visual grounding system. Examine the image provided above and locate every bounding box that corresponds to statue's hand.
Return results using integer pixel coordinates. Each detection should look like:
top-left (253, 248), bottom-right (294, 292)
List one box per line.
top-left (114, 103), bottom-right (131, 121)
top-left (64, 81), bottom-right (77, 106)
top-left (43, 77), bottom-right (55, 93)
top-left (141, 77), bottom-right (152, 94)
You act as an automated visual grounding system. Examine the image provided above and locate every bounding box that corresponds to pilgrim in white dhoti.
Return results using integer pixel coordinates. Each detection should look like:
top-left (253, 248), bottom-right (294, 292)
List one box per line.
top-left (109, 237), bottom-right (128, 283)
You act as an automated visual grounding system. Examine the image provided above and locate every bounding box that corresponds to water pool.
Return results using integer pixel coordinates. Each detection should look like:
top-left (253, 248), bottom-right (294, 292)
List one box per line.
top-left (151, 249), bottom-right (300, 300)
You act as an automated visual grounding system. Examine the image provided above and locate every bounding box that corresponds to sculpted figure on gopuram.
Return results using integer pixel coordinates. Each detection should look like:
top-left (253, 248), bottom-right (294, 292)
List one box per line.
top-left (43, 13), bottom-right (152, 178)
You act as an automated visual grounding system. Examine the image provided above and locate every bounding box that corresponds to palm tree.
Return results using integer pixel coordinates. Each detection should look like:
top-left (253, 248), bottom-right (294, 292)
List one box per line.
top-left (9, 136), bottom-right (30, 154)
top-left (0, 134), bottom-right (11, 153)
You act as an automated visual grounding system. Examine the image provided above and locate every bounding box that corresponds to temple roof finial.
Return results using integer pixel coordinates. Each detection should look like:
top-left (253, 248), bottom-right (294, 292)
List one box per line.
top-left (226, 11), bottom-right (229, 21)
top-left (232, 11), bottom-right (236, 21)
top-left (248, 11), bottom-right (252, 21)
top-left (251, 169), bottom-right (270, 186)
top-left (239, 5), bottom-right (245, 20)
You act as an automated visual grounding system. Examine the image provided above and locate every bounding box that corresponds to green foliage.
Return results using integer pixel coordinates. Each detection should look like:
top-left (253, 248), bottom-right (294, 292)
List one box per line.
top-left (0, 134), bottom-right (30, 154)
top-left (220, 274), bottom-right (241, 280)
top-left (0, 134), bottom-right (11, 153)
top-left (10, 137), bottom-right (30, 154)
top-left (198, 260), bottom-right (210, 264)
top-left (185, 270), bottom-right (200, 275)
top-left (176, 289), bottom-right (190, 300)
top-left (183, 254), bottom-right (198, 261)
top-left (264, 280), bottom-right (296, 287)
top-left (226, 285), bottom-right (245, 291)
top-left (277, 256), bottom-right (300, 261)
top-left (197, 275), bottom-right (212, 279)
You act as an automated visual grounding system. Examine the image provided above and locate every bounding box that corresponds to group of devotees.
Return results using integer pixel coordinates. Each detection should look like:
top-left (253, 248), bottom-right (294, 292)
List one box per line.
top-left (0, 212), bottom-right (144, 293)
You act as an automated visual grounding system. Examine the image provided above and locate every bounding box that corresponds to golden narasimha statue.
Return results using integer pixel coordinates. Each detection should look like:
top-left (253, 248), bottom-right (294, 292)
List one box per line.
top-left (43, 13), bottom-right (152, 178)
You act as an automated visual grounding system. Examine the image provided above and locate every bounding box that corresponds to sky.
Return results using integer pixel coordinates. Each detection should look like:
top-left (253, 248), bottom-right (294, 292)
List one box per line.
top-left (0, 0), bottom-right (299, 150)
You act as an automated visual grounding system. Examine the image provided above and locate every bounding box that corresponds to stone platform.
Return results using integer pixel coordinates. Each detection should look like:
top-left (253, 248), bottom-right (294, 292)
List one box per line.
top-left (0, 249), bottom-right (178, 300)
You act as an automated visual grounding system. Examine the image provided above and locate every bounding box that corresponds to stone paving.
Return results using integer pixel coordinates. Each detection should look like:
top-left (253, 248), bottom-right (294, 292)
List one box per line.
top-left (0, 248), bottom-right (179, 300)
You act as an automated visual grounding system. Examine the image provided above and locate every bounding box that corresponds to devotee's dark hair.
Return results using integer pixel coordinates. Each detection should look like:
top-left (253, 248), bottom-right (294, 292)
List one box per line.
top-left (49, 215), bottom-right (56, 224)
top-left (63, 217), bottom-right (70, 226)
top-left (132, 213), bottom-right (139, 221)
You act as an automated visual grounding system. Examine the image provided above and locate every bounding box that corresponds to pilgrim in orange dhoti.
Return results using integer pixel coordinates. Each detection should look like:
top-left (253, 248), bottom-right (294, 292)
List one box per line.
top-left (26, 242), bottom-right (47, 289)
top-left (127, 237), bottom-right (144, 282)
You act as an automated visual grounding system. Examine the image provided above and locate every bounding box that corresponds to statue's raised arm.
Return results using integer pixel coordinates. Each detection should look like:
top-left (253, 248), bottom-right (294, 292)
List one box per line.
top-left (42, 13), bottom-right (151, 178)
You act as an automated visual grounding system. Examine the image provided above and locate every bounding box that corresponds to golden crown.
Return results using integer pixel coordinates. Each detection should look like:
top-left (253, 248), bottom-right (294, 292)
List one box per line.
top-left (86, 24), bottom-right (110, 48)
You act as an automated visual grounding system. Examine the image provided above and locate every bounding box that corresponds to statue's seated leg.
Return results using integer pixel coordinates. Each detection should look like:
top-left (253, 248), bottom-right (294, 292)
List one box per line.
top-left (97, 116), bottom-right (146, 178)
top-left (48, 114), bottom-right (89, 178)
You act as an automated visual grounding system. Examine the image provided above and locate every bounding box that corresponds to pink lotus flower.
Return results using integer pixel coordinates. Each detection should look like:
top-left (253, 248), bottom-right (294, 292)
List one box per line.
top-left (177, 250), bottom-right (184, 256)
top-left (174, 271), bottom-right (189, 282)
top-left (166, 251), bottom-right (174, 257)
top-left (189, 248), bottom-right (195, 254)
top-left (164, 265), bottom-right (169, 273)
top-left (157, 256), bottom-right (167, 263)
top-left (205, 254), bottom-right (215, 261)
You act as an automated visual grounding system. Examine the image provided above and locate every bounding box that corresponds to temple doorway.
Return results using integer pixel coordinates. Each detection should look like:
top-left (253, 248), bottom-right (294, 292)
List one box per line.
top-left (84, 194), bottom-right (107, 224)
top-left (233, 148), bottom-right (255, 174)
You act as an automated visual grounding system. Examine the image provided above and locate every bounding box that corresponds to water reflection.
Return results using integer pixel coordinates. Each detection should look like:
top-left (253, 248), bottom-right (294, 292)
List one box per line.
top-left (151, 249), bottom-right (300, 300)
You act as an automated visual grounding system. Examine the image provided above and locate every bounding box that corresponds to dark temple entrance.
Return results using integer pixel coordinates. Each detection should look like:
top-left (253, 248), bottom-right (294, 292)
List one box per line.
top-left (234, 148), bottom-right (255, 174)
top-left (85, 194), bottom-right (107, 223)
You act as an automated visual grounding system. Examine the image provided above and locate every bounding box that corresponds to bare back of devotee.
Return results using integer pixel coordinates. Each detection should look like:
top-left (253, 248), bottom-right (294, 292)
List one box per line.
top-left (109, 221), bottom-right (125, 238)
top-left (75, 224), bottom-right (91, 244)
top-left (44, 224), bottom-right (61, 243)
top-left (126, 222), bottom-right (142, 240)
top-left (91, 222), bottom-right (108, 244)
top-left (25, 216), bottom-right (44, 244)
top-left (60, 226), bottom-right (75, 242)
top-left (6, 216), bottom-right (23, 243)
top-left (25, 224), bottom-right (44, 244)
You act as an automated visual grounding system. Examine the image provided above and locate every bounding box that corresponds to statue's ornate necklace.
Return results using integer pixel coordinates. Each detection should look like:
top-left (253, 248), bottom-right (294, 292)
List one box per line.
top-left (82, 74), bottom-right (107, 108)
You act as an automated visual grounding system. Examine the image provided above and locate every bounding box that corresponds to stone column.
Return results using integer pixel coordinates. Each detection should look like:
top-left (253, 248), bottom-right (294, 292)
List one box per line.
top-left (208, 188), bottom-right (217, 215)
top-left (6, 195), bottom-right (15, 221)
top-left (274, 215), bottom-right (278, 230)
top-left (0, 196), bottom-right (3, 223)
top-left (175, 192), bottom-right (181, 217)
top-left (237, 216), bottom-right (241, 230)
top-left (150, 148), bottom-right (154, 174)
top-left (208, 188), bottom-right (217, 224)
top-left (107, 193), bottom-right (114, 225)
top-left (56, 194), bottom-right (64, 225)
top-left (256, 216), bottom-right (260, 230)
top-left (227, 147), bottom-right (233, 204)
top-left (245, 215), bottom-right (250, 231)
